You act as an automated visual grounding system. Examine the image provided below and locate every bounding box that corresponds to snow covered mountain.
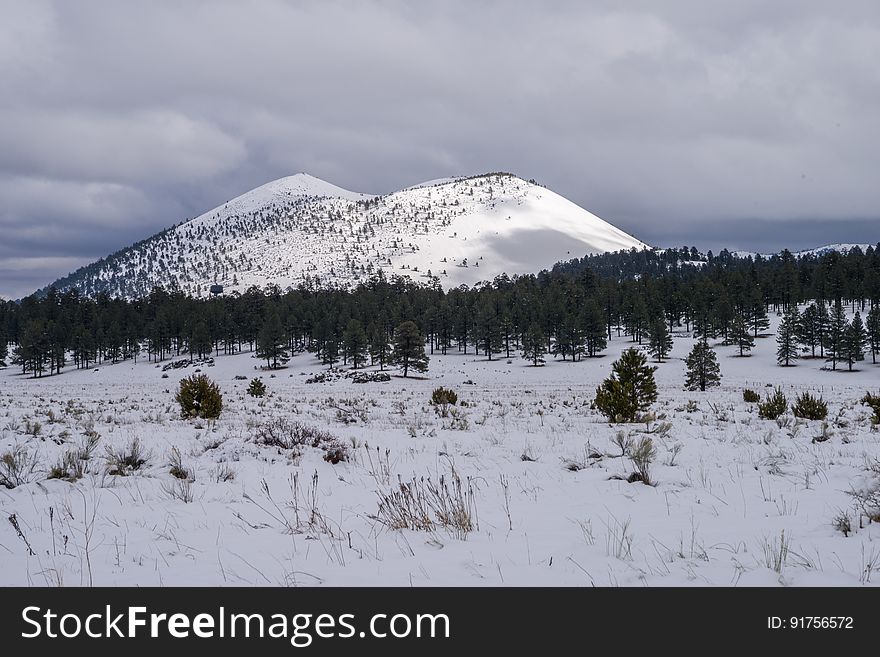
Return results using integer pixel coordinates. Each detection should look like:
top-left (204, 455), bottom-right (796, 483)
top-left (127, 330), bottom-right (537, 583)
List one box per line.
top-left (44, 172), bottom-right (647, 298)
top-left (732, 243), bottom-right (873, 260)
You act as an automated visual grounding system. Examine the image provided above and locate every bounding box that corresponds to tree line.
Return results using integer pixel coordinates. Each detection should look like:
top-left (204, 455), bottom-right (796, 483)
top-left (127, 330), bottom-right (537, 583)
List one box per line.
top-left (1, 244), bottom-right (879, 378)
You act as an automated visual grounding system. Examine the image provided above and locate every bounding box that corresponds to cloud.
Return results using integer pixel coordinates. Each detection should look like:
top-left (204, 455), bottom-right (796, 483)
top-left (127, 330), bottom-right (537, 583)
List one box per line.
top-left (0, 111), bottom-right (247, 184)
top-left (1, 0), bottom-right (879, 298)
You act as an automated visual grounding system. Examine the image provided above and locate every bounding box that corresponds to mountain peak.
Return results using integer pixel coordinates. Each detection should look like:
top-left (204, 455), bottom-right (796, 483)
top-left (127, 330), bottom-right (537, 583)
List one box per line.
top-left (246, 172), bottom-right (370, 201)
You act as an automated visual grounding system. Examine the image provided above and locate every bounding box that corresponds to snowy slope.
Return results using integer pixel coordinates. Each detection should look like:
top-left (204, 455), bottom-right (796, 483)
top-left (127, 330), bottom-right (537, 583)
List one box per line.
top-left (43, 173), bottom-right (647, 298)
top-left (186, 173), bottom-right (373, 231)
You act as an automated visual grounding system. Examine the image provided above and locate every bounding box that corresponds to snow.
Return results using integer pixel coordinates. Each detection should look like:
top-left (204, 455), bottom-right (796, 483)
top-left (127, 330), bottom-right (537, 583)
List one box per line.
top-left (2, 309), bottom-right (879, 587)
top-left (45, 173), bottom-right (648, 298)
top-left (388, 177), bottom-right (647, 286)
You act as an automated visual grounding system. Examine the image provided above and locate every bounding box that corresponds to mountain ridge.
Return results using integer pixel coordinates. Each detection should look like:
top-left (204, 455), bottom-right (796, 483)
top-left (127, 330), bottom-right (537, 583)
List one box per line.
top-left (40, 172), bottom-right (648, 298)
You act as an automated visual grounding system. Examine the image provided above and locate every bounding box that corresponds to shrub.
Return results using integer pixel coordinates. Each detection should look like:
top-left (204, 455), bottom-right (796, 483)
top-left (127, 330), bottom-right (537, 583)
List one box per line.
top-left (832, 511), bottom-right (852, 537)
top-left (431, 386), bottom-right (458, 406)
top-left (628, 437), bottom-right (657, 485)
top-left (376, 472), bottom-right (477, 539)
top-left (105, 437), bottom-right (150, 476)
top-left (168, 447), bottom-right (191, 480)
top-left (247, 377), bottom-right (266, 398)
top-left (323, 447), bottom-right (348, 464)
top-left (211, 463), bottom-right (236, 482)
top-left (792, 392), bottom-right (828, 420)
top-left (743, 388), bottom-right (760, 403)
top-left (430, 386), bottom-right (458, 417)
top-left (594, 348), bottom-right (658, 423)
top-left (862, 392), bottom-right (880, 424)
top-left (175, 374), bottom-right (223, 420)
top-left (47, 450), bottom-right (86, 482)
top-left (758, 388), bottom-right (787, 420)
top-left (161, 478), bottom-right (194, 503)
top-left (0, 445), bottom-right (39, 489)
top-left (848, 475), bottom-right (880, 523)
top-left (253, 417), bottom-right (348, 464)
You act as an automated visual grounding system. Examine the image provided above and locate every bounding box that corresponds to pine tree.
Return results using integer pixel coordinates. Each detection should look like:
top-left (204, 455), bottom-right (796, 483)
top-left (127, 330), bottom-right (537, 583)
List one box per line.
top-left (776, 305), bottom-right (800, 366)
top-left (714, 293), bottom-right (735, 344)
top-left (368, 322), bottom-right (389, 370)
top-left (815, 300), bottom-right (830, 358)
top-left (747, 293), bottom-right (770, 337)
top-left (0, 329), bottom-right (7, 365)
top-left (550, 313), bottom-right (580, 361)
top-left (521, 323), bottom-right (546, 366)
top-left (647, 318), bottom-right (673, 362)
top-left (190, 320), bottom-right (212, 360)
top-left (842, 311), bottom-right (866, 371)
top-left (500, 313), bottom-right (515, 359)
top-left (825, 302), bottom-right (847, 371)
top-left (473, 303), bottom-right (504, 360)
top-left (48, 319), bottom-right (67, 375)
top-left (684, 339), bottom-right (721, 391)
top-left (691, 300), bottom-right (713, 342)
top-left (322, 335), bottom-right (340, 368)
top-left (581, 298), bottom-right (607, 357)
top-left (797, 303), bottom-right (821, 357)
top-left (391, 321), bottom-right (429, 377)
top-left (342, 319), bottom-right (368, 369)
top-left (623, 293), bottom-right (649, 343)
top-left (256, 306), bottom-right (287, 369)
top-left (126, 322), bottom-right (142, 362)
top-left (866, 306), bottom-right (880, 365)
top-left (730, 312), bottom-right (754, 356)
top-left (594, 348), bottom-right (658, 423)
top-left (13, 319), bottom-right (48, 377)
top-left (562, 313), bottom-right (584, 361)
top-left (72, 323), bottom-right (96, 369)
top-left (106, 321), bottom-right (124, 364)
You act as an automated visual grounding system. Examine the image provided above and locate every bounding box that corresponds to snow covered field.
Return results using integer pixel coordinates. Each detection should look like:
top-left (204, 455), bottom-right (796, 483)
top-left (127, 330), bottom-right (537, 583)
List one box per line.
top-left (2, 313), bottom-right (879, 587)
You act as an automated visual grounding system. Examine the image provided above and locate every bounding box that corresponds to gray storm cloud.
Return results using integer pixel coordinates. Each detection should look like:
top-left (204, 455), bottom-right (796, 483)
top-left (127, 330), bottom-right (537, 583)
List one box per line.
top-left (1, 0), bottom-right (879, 298)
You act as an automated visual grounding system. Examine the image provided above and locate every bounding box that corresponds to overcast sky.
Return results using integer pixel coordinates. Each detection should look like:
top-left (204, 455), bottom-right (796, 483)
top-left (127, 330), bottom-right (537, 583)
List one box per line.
top-left (1, 1), bottom-right (879, 298)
